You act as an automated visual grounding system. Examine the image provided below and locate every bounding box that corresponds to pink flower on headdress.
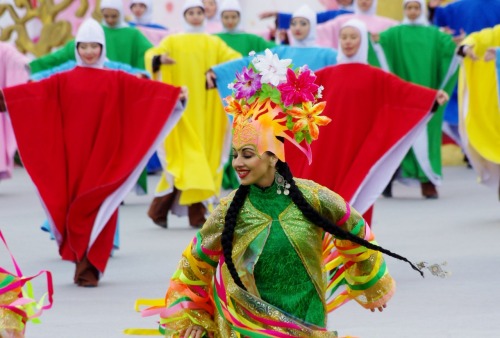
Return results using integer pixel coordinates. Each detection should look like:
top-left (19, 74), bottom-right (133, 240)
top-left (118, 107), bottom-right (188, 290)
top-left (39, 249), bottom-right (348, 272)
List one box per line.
top-left (289, 101), bottom-right (330, 140)
top-left (278, 68), bottom-right (319, 107)
top-left (234, 67), bottom-right (262, 99)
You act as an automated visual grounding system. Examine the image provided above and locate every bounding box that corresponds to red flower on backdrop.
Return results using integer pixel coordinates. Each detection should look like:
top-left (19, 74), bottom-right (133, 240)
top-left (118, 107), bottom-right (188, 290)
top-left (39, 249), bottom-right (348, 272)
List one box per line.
top-left (277, 68), bottom-right (319, 107)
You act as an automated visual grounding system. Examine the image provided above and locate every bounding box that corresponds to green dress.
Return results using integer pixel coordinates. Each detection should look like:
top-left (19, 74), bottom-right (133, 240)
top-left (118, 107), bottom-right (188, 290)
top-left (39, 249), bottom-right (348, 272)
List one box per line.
top-left (378, 25), bottom-right (457, 183)
top-left (367, 33), bottom-right (383, 68)
top-left (161, 178), bottom-right (395, 337)
top-left (248, 182), bottom-right (325, 327)
top-left (215, 32), bottom-right (276, 56)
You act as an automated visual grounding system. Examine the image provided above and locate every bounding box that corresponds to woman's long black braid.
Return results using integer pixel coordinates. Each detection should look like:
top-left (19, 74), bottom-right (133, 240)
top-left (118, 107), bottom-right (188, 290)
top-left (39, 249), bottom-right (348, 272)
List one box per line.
top-left (222, 184), bottom-right (250, 290)
top-left (276, 161), bottom-right (424, 275)
top-left (222, 160), bottom-right (423, 292)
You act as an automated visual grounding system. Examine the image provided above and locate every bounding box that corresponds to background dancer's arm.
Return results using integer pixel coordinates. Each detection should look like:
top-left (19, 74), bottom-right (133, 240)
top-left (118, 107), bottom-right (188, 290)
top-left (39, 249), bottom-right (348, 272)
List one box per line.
top-left (0, 91), bottom-right (5, 112)
top-left (29, 41), bottom-right (75, 75)
top-left (205, 70), bottom-right (216, 89)
top-left (144, 40), bottom-right (176, 78)
top-left (436, 90), bottom-right (449, 105)
top-left (459, 25), bottom-right (500, 61)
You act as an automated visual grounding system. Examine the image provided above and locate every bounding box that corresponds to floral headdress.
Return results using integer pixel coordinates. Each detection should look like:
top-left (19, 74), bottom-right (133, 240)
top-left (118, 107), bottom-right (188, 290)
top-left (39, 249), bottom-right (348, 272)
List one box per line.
top-left (225, 49), bottom-right (330, 164)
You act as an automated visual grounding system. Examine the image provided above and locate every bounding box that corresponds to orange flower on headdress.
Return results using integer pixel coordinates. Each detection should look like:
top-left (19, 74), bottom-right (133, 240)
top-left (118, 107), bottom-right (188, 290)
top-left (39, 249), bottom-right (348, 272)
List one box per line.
top-left (224, 96), bottom-right (250, 125)
top-left (289, 101), bottom-right (330, 140)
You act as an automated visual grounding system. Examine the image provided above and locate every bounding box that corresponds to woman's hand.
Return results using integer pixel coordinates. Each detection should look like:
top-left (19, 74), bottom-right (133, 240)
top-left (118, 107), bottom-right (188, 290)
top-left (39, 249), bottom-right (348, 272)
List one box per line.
top-left (0, 90), bottom-right (6, 113)
top-left (462, 45), bottom-right (479, 61)
top-left (160, 53), bottom-right (176, 65)
top-left (452, 29), bottom-right (466, 45)
top-left (179, 86), bottom-right (188, 101)
top-left (441, 27), bottom-right (465, 45)
top-left (436, 89), bottom-right (449, 106)
top-left (441, 26), bottom-right (454, 36)
top-left (206, 70), bottom-right (216, 89)
top-left (370, 32), bottom-right (380, 43)
top-left (181, 325), bottom-right (210, 338)
top-left (369, 304), bottom-right (387, 312)
top-left (484, 48), bottom-right (497, 62)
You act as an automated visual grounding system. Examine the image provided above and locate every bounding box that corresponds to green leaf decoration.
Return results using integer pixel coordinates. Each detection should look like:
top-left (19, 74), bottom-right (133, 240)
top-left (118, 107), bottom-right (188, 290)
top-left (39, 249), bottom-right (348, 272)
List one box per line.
top-left (286, 115), bottom-right (294, 130)
top-left (305, 131), bottom-right (313, 144)
top-left (258, 83), bottom-right (270, 99)
top-left (295, 131), bottom-right (305, 143)
top-left (247, 96), bottom-right (257, 104)
top-left (258, 83), bottom-right (282, 104)
top-left (269, 90), bottom-right (281, 104)
top-left (261, 83), bottom-right (272, 92)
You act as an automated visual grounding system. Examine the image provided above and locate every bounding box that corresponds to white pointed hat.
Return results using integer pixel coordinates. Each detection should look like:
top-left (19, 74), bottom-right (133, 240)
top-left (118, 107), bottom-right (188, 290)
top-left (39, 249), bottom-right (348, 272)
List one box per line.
top-left (182, 0), bottom-right (205, 13)
top-left (220, 0), bottom-right (241, 13)
top-left (75, 19), bottom-right (107, 68)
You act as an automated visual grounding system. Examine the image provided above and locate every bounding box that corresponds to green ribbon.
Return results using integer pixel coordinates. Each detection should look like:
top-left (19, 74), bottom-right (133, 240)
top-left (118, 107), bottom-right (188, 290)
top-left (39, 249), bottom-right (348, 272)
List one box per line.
top-left (195, 232), bottom-right (218, 268)
top-left (347, 261), bottom-right (387, 291)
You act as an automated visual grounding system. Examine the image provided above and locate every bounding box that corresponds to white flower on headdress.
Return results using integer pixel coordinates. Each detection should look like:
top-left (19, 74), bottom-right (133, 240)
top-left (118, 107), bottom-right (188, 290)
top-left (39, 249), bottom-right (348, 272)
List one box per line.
top-left (248, 51), bottom-right (256, 57)
top-left (228, 82), bottom-right (235, 90)
top-left (252, 49), bottom-right (292, 86)
top-left (317, 85), bottom-right (324, 99)
top-left (299, 65), bottom-right (313, 75)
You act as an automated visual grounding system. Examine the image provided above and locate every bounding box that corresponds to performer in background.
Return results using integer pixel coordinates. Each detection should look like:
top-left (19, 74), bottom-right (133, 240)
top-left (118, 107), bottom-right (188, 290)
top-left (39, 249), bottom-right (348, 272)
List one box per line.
top-left (284, 20), bottom-right (449, 225)
top-left (212, 5), bottom-right (339, 101)
top-left (29, 0), bottom-right (153, 74)
top-left (375, 0), bottom-right (458, 199)
top-left (0, 43), bottom-right (29, 183)
top-left (145, 0), bottom-right (240, 228)
top-left (203, 0), bottom-right (223, 32)
top-left (128, 0), bottom-right (170, 46)
top-left (129, 0), bottom-right (167, 30)
top-left (433, 0), bottom-right (500, 144)
top-left (458, 24), bottom-right (500, 200)
top-left (315, 0), bottom-right (398, 49)
top-left (0, 19), bottom-right (185, 287)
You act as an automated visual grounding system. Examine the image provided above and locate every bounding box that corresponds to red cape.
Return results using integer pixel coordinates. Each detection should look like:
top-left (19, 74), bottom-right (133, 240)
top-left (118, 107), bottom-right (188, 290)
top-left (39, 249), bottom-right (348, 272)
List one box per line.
top-left (285, 64), bottom-right (437, 220)
top-left (4, 67), bottom-right (181, 272)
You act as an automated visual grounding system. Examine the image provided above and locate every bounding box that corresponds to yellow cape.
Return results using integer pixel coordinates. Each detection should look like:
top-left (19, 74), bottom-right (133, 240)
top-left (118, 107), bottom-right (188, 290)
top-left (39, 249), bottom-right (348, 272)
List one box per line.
top-left (458, 25), bottom-right (500, 187)
top-left (145, 33), bottom-right (241, 205)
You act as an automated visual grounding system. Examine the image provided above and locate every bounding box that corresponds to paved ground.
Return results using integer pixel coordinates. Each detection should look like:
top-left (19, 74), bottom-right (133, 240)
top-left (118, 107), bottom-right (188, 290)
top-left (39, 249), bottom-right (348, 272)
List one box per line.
top-left (1, 165), bottom-right (499, 338)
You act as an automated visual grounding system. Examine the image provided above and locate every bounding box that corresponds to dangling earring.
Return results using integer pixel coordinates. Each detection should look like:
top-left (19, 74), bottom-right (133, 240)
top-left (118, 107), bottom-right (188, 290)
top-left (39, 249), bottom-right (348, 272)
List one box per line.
top-left (275, 171), bottom-right (290, 195)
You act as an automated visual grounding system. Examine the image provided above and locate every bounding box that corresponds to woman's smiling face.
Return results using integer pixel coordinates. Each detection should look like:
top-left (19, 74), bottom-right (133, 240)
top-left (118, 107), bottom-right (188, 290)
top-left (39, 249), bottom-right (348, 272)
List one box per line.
top-left (232, 146), bottom-right (277, 187)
